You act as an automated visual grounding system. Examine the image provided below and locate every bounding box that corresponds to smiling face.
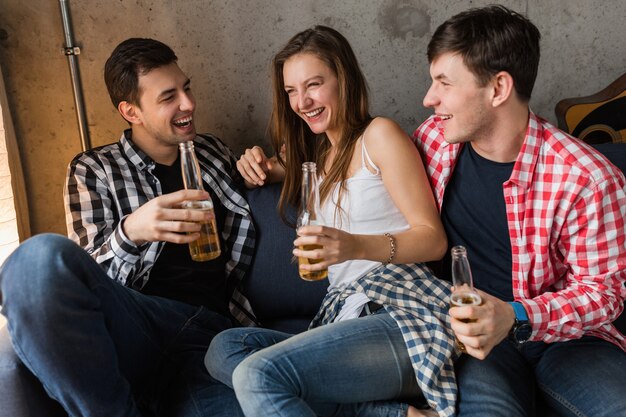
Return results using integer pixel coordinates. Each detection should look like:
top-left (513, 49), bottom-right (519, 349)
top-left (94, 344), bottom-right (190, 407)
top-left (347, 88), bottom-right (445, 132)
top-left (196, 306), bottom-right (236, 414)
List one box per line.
top-left (124, 62), bottom-right (196, 162)
top-left (423, 52), bottom-right (495, 144)
top-left (283, 53), bottom-right (341, 142)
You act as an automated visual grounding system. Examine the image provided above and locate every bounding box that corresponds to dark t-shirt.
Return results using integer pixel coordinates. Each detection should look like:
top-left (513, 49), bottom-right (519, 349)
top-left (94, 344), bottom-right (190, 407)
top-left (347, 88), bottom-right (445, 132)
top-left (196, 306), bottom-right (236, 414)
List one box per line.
top-left (141, 155), bottom-right (229, 316)
top-left (440, 143), bottom-right (515, 301)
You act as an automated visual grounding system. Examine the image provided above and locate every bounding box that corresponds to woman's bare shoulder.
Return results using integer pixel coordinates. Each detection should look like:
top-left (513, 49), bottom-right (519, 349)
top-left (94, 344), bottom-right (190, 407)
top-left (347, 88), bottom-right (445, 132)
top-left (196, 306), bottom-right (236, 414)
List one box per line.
top-left (364, 116), bottom-right (412, 149)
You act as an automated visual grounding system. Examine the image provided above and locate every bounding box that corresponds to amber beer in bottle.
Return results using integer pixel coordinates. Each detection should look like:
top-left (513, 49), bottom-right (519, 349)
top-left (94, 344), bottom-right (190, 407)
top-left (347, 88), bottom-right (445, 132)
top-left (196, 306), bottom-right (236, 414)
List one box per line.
top-left (179, 141), bottom-right (221, 262)
top-left (450, 245), bottom-right (482, 321)
top-left (450, 246), bottom-right (482, 352)
top-left (297, 162), bottom-right (328, 281)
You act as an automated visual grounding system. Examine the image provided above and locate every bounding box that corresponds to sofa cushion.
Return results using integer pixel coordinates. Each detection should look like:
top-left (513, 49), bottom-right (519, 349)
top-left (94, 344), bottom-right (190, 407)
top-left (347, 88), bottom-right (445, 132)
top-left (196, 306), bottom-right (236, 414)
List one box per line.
top-left (243, 183), bottom-right (328, 333)
top-left (0, 325), bottom-right (67, 416)
top-left (592, 142), bottom-right (626, 173)
top-left (592, 142), bottom-right (626, 335)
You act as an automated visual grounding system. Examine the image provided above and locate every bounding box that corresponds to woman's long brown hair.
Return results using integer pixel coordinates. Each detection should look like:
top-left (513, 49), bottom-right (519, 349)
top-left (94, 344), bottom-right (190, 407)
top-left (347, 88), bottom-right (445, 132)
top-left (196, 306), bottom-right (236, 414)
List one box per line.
top-left (269, 25), bottom-right (372, 225)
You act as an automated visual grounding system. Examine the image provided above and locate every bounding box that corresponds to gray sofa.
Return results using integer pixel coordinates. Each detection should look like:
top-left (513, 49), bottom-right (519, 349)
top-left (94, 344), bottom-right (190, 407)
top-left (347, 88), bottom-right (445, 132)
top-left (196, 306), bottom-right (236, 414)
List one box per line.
top-left (1, 144), bottom-right (625, 417)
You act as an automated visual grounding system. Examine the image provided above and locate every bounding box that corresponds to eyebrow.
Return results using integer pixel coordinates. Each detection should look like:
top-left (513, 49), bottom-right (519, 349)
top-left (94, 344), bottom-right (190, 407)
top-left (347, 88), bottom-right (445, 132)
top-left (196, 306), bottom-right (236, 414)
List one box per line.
top-left (433, 74), bottom-right (451, 82)
top-left (284, 75), bottom-right (323, 90)
top-left (157, 78), bottom-right (191, 100)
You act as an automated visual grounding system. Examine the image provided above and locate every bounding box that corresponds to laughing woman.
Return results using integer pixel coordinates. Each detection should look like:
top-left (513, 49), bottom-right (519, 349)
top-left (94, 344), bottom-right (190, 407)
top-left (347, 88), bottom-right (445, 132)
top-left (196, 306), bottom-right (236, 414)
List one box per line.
top-left (205, 26), bottom-right (458, 417)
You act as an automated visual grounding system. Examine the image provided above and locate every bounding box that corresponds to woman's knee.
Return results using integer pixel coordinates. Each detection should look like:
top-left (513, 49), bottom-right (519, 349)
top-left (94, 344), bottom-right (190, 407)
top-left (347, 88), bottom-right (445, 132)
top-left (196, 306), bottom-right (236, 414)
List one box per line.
top-left (205, 327), bottom-right (279, 388)
top-left (205, 329), bottom-right (242, 384)
top-left (232, 353), bottom-right (270, 397)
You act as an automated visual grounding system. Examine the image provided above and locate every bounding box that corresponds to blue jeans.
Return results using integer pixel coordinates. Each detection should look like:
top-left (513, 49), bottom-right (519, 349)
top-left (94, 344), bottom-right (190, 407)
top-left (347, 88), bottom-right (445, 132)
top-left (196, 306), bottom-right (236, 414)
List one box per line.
top-left (0, 234), bottom-right (243, 417)
top-left (205, 310), bottom-right (418, 417)
top-left (455, 336), bottom-right (626, 417)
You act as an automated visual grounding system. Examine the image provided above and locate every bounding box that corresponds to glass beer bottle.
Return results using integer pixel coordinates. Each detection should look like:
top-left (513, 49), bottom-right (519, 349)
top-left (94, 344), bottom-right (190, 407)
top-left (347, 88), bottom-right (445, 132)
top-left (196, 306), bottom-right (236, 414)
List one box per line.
top-left (297, 162), bottom-right (328, 281)
top-left (450, 245), bottom-right (482, 352)
top-left (450, 245), bottom-right (482, 315)
top-left (450, 246), bottom-right (482, 312)
top-left (179, 141), bottom-right (221, 262)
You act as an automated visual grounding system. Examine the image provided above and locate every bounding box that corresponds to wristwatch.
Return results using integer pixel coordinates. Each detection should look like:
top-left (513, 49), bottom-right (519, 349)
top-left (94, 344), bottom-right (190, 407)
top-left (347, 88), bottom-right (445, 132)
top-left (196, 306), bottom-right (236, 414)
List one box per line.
top-left (508, 302), bottom-right (532, 344)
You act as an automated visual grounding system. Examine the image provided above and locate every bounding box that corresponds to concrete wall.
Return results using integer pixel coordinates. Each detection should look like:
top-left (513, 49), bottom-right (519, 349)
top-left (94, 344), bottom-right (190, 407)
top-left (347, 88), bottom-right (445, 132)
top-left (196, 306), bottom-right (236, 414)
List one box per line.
top-left (0, 0), bottom-right (625, 236)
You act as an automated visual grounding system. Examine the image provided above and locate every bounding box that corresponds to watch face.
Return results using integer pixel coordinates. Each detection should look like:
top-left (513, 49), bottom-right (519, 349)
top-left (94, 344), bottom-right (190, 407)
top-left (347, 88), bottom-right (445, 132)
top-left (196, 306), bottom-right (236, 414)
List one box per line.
top-left (514, 323), bottom-right (532, 343)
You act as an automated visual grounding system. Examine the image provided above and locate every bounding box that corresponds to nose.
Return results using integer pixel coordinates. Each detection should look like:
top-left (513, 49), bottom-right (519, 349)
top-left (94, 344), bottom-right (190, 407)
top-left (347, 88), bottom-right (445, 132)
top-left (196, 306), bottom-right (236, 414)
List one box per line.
top-left (297, 91), bottom-right (312, 111)
top-left (180, 90), bottom-right (195, 112)
top-left (423, 83), bottom-right (438, 109)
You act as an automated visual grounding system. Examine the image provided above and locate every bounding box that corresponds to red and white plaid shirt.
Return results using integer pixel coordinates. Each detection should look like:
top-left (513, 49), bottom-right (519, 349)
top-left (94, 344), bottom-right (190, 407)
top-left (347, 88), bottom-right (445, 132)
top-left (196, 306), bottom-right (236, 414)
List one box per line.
top-left (413, 112), bottom-right (626, 350)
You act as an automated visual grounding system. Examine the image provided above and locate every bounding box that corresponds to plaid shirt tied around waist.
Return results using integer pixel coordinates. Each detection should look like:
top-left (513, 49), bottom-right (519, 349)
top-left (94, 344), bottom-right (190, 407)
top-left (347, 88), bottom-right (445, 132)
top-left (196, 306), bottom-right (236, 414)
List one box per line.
top-left (311, 263), bottom-right (458, 417)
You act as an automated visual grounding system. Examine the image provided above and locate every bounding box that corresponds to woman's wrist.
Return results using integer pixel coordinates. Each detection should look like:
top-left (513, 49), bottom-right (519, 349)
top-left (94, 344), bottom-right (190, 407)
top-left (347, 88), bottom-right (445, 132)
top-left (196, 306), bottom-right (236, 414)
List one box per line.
top-left (383, 233), bottom-right (397, 264)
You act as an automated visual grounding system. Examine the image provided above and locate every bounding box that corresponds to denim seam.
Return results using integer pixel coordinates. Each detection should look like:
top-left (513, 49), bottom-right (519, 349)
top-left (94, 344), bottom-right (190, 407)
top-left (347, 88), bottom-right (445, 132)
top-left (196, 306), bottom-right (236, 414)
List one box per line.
top-left (256, 356), bottom-right (287, 416)
top-left (246, 315), bottom-right (411, 416)
top-left (538, 382), bottom-right (585, 417)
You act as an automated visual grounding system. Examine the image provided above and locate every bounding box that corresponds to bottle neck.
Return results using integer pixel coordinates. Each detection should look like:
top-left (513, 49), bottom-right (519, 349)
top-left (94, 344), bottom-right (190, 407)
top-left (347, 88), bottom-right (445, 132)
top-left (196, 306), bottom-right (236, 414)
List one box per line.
top-left (299, 163), bottom-right (321, 226)
top-left (451, 245), bottom-right (468, 260)
top-left (180, 141), bottom-right (205, 191)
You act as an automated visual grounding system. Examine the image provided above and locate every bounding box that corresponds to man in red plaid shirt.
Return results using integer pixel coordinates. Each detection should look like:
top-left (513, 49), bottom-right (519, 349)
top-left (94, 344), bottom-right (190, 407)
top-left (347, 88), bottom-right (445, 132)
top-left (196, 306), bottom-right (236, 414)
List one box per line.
top-left (412, 5), bottom-right (626, 417)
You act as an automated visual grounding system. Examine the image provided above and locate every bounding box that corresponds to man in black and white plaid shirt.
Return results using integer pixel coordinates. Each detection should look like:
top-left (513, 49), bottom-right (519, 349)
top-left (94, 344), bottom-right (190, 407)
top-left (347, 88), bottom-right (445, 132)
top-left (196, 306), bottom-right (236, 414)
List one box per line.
top-left (1, 38), bottom-right (255, 416)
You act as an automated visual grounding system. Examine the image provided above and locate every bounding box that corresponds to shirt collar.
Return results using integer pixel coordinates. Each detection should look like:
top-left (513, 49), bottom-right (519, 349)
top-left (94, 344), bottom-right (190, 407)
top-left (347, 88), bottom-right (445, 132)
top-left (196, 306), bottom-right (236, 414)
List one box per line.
top-left (120, 129), bottom-right (155, 172)
top-left (507, 111), bottom-right (543, 189)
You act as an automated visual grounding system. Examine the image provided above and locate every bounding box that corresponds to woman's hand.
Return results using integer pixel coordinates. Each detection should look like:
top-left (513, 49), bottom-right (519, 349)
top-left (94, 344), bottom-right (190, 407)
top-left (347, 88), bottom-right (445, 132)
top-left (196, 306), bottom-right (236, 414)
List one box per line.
top-left (237, 146), bottom-right (284, 188)
top-left (292, 225), bottom-right (361, 271)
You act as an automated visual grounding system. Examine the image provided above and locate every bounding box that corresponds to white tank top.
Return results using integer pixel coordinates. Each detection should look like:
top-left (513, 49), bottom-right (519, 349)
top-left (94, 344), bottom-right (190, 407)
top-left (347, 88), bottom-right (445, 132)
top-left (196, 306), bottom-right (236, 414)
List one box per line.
top-left (319, 139), bottom-right (410, 320)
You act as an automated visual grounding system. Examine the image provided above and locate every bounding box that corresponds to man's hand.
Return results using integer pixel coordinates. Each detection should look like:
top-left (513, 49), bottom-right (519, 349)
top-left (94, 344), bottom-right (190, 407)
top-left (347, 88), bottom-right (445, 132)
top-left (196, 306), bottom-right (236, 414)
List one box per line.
top-left (122, 189), bottom-right (212, 246)
top-left (449, 289), bottom-right (516, 359)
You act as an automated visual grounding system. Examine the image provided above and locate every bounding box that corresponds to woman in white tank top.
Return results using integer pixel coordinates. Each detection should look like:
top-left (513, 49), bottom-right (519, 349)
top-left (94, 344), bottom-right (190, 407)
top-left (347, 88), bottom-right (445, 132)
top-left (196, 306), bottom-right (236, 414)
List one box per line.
top-left (205, 26), bottom-right (457, 417)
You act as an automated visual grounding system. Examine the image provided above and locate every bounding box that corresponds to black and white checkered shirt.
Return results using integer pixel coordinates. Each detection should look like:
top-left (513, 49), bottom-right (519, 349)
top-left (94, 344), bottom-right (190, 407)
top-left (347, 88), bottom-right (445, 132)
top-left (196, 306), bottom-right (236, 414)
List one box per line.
top-left (64, 130), bottom-right (258, 326)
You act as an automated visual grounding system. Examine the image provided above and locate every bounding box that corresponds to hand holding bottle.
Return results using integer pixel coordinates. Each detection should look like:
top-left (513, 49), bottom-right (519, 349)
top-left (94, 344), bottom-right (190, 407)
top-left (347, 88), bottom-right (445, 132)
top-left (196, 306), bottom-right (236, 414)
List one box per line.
top-left (294, 225), bottom-right (359, 270)
top-left (122, 189), bottom-right (211, 246)
top-left (448, 246), bottom-right (516, 359)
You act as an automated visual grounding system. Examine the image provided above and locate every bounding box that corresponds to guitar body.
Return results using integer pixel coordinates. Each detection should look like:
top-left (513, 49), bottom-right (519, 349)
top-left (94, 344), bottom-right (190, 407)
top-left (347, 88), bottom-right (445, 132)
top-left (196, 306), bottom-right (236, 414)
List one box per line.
top-left (555, 73), bottom-right (626, 144)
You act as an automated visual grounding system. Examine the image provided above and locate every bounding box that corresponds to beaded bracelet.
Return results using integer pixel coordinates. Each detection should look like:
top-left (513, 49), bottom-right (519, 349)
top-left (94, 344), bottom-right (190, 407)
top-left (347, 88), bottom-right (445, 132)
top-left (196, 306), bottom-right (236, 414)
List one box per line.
top-left (383, 232), bottom-right (396, 265)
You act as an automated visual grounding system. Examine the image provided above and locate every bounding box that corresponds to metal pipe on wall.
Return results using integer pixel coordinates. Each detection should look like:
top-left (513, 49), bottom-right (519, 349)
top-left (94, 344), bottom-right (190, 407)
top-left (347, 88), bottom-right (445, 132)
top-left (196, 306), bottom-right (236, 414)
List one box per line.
top-left (59, 0), bottom-right (91, 151)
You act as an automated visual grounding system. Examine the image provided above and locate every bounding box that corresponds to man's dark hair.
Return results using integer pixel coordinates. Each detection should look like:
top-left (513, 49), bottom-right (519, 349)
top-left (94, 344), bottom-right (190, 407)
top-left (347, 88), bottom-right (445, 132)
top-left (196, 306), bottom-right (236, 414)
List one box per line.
top-left (104, 38), bottom-right (178, 108)
top-left (427, 5), bottom-right (541, 101)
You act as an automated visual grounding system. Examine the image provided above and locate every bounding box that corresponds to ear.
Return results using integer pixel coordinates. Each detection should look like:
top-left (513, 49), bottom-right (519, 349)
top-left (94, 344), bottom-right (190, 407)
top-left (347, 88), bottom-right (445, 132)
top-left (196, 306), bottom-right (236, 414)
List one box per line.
top-left (490, 71), bottom-right (515, 107)
top-left (117, 101), bottom-right (141, 125)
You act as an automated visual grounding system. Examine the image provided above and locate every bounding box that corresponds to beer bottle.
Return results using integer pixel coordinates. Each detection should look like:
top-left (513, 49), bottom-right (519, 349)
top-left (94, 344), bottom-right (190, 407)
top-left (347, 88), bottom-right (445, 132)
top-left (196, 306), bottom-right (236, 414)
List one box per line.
top-left (179, 141), bottom-right (221, 261)
top-left (450, 245), bottom-right (482, 352)
top-left (297, 162), bottom-right (328, 281)
top-left (450, 246), bottom-right (482, 317)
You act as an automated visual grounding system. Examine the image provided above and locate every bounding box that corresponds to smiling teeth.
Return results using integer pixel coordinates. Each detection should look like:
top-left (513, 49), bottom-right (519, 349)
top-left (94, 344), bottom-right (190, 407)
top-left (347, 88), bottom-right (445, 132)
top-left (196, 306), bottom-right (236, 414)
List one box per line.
top-left (173, 116), bottom-right (193, 127)
top-left (440, 114), bottom-right (452, 120)
top-left (305, 108), bottom-right (323, 117)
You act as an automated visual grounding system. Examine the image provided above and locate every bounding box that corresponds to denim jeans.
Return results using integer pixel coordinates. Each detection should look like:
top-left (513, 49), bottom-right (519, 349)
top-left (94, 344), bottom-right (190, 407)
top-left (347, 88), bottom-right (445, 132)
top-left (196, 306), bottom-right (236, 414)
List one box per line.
top-left (205, 310), bottom-right (418, 417)
top-left (455, 336), bottom-right (626, 417)
top-left (0, 234), bottom-right (243, 417)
